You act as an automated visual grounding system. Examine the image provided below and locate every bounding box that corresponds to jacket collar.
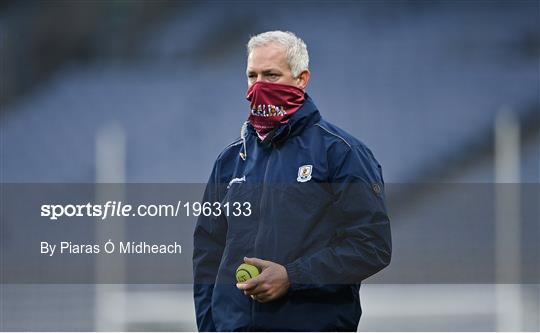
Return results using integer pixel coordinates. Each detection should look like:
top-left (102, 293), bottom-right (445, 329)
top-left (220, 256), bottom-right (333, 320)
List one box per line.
top-left (248, 93), bottom-right (321, 147)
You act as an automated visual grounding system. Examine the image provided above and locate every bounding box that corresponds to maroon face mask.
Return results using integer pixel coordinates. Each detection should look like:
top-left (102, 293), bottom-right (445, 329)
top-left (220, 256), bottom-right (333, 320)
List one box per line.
top-left (246, 81), bottom-right (305, 140)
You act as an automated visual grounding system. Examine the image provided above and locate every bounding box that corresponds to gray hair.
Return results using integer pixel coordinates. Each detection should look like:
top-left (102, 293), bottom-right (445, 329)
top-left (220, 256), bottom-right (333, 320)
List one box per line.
top-left (247, 31), bottom-right (309, 78)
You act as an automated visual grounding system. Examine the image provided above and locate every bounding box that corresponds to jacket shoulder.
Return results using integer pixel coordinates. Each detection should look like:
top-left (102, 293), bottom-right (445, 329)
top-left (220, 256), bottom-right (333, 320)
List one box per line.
top-left (314, 119), bottom-right (376, 158)
top-left (208, 137), bottom-right (243, 183)
top-left (216, 137), bottom-right (242, 162)
top-left (313, 119), bottom-right (384, 184)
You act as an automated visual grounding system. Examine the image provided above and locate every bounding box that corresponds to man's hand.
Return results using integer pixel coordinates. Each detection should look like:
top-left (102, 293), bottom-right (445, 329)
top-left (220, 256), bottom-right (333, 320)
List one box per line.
top-left (236, 257), bottom-right (290, 303)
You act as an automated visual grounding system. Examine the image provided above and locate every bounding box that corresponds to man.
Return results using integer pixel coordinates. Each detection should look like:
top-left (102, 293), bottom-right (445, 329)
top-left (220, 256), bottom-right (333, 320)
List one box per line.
top-left (193, 30), bottom-right (391, 331)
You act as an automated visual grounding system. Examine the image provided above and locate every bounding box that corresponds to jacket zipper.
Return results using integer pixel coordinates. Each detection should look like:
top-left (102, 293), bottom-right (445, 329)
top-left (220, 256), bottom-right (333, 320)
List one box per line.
top-left (251, 144), bottom-right (274, 329)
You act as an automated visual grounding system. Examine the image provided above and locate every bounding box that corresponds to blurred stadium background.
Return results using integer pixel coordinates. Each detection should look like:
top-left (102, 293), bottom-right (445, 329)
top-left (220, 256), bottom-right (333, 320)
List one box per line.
top-left (1, 0), bottom-right (539, 331)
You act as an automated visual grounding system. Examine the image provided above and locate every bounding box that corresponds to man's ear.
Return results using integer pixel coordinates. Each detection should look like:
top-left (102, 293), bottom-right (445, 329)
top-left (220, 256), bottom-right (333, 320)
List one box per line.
top-left (296, 70), bottom-right (310, 90)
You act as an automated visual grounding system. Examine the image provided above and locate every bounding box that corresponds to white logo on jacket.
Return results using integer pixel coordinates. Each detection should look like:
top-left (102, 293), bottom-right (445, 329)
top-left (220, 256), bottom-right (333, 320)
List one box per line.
top-left (297, 165), bottom-right (313, 182)
top-left (227, 175), bottom-right (246, 189)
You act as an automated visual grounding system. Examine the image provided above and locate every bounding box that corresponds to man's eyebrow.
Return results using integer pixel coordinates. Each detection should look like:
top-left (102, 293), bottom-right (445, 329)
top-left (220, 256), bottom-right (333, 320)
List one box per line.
top-left (246, 68), bottom-right (281, 75)
top-left (262, 69), bottom-right (281, 74)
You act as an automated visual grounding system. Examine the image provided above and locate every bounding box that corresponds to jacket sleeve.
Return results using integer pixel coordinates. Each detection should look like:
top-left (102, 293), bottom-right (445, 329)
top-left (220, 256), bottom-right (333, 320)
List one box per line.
top-left (193, 159), bottom-right (228, 331)
top-left (284, 144), bottom-right (392, 288)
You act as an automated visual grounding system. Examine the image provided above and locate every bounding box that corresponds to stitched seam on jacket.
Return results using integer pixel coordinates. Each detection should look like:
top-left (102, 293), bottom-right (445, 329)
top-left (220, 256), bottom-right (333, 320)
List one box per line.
top-left (314, 123), bottom-right (352, 148)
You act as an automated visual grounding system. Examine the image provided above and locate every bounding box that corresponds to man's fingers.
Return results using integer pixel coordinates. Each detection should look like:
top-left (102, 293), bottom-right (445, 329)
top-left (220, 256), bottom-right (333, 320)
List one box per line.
top-left (236, 281), bottom-right (255, 291)
top-left (243, 282), bottom-right (269, 296)
top-left (236, 275), bottom-right (263, 291)
top-left (244, 256), bottom-right (270, 270)
top-left (251, 292), bottom-right (272, 303)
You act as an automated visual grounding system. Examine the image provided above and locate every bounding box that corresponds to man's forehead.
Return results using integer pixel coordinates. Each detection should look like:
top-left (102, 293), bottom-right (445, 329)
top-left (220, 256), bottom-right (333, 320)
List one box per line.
top-left (247, 43), bottom-right (289, 71)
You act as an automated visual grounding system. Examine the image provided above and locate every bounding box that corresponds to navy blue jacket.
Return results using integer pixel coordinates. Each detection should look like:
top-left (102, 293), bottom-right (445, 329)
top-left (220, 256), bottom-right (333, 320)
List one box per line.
top-left (193, 94), bottom-right (391, 331)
